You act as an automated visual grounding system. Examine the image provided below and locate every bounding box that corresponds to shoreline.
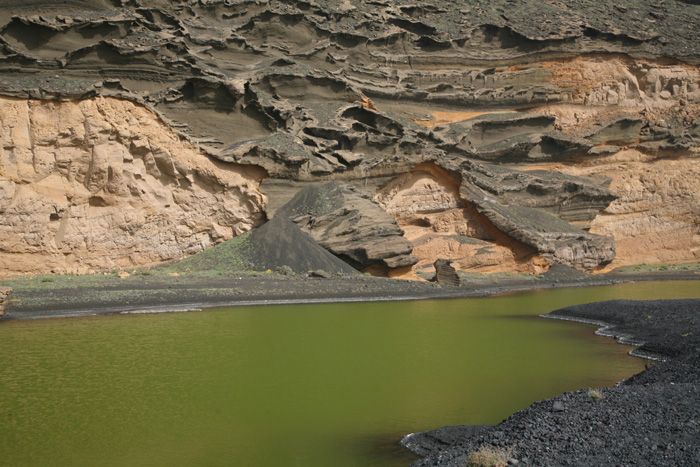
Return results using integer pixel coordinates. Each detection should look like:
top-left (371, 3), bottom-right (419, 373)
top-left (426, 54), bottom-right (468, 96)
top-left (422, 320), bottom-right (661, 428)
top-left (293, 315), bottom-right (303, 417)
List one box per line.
top-left (1, 267), bottom-right (699, 321)
top-left (2, 268), bottom-right (699, 465)
top-left (403, 298), bottom-right (700, 466)
top-left (540, 314), bottom-right (653, 357)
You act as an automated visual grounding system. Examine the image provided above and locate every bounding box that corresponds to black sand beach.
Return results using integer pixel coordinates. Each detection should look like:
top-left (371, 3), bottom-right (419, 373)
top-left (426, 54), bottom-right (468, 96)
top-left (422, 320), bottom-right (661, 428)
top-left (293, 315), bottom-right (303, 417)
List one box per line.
top-left (1, 266), bottom-right (698, 321)
top-left (403, 298), bottom-right (700, 466)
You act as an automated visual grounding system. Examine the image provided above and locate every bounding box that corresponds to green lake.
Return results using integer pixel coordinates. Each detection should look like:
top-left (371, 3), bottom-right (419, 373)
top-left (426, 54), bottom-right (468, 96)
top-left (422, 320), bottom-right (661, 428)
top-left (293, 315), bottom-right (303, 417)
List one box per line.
top-left (1, 281), bottom-right (699, 467)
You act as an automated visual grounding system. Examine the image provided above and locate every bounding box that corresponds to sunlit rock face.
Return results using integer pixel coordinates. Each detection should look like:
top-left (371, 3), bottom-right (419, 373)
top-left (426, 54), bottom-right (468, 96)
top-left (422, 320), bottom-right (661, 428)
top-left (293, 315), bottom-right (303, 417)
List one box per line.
top-left (0, 97), bottom-right (266, 274)
top-left (374, 162), bottom-right (615, 277)
top-left (1, 1), bottom-right (699, 276)
top-left (543, 150), bottom-right (700, 270)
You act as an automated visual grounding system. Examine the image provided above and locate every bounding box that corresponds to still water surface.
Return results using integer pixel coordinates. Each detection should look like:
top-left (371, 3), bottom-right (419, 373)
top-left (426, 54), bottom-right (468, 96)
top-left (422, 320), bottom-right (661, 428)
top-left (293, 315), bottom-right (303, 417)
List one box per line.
top-left (1, 281), bottom-right (699, 467)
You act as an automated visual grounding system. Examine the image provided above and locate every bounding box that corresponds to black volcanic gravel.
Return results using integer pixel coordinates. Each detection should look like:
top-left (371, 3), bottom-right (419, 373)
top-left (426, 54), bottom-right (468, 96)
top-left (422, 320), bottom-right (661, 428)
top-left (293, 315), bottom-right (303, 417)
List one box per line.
top-left (403, 299), bottom-right (700, 466)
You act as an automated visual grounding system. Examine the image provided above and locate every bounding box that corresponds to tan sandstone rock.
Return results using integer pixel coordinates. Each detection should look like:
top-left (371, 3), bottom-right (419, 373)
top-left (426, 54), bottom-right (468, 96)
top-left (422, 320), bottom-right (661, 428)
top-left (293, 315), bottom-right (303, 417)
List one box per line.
top-left (0, 96), bottom-right (266, 275)
top-left (375, 163), bottom-right (550, 277)
top-left (0, 286), bottom-right (11, 315)
top-left (548, 149), bottom-right (700, 270)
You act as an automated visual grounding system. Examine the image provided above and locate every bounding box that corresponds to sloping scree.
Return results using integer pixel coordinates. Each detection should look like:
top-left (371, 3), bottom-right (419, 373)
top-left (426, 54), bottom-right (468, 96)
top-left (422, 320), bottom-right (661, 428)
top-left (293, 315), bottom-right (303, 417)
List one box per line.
top-left (246, 215), bottom-right (359, 275)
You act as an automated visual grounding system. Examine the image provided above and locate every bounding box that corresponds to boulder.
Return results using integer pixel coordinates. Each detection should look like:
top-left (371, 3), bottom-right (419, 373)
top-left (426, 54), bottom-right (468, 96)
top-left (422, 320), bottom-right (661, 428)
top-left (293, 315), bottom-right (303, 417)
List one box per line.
top-left (433, 259), bottom-right (462, 287)
top-left (278, 182), bottom-right (418, 271)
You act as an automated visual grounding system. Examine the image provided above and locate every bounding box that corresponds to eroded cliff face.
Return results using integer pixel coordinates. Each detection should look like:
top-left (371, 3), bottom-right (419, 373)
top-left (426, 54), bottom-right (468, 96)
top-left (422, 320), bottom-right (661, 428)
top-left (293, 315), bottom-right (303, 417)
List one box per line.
top-left (534, 150), bottom-right (700, 270)
top-left (518, 56), bottom-right (700, 271)
top-left (273, 181), bottom-right (418, 275)
top-left (0, 96), bottom-right (266, 274)
top-left (0, 1), bottom-right (699, 277)
top-left (375, 163), bottom-right (548, 276)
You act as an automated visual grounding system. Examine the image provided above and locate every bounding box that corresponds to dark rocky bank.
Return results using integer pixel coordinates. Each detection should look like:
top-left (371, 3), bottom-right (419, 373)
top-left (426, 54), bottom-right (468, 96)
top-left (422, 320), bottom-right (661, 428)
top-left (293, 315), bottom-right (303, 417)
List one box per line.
top-left (402, 299), bottom-right (700, 466)
top-left (1, 265), bottom-right (698, 321)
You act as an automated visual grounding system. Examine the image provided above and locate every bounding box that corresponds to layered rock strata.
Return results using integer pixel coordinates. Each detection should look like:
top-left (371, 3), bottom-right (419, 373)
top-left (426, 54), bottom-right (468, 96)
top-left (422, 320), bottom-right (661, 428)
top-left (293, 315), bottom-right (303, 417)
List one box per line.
top-left (535, 150), bottom-right (700, 269)
top-left (376, 161), bottom-right (616, 275)
top-left (278, 181), bottom-right (418, 274)
top-left (433, 259), bottom-right (461, 287)
top-left (0, 1), bottom-right (699, 276)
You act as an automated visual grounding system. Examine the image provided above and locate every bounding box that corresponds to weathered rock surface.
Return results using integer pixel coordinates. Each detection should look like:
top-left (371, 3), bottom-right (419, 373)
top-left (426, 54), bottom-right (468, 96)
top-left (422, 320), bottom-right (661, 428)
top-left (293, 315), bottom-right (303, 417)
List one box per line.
top-left (529, 148), bottom-right (700, 270)
top-left (376, 161), bottom-right (616, 274)
top-left (433, 259), bottom-right (461, 287)
top-left (0, 96), bottom-right (265, 274)
top-left (0, 1), bottom-right (699, 276)
top-left (278, 181), bottom-right (418, 274)
top-left (478, 203), bottom-right (615, 271)
top-left (375, 162), bottom-right (550, 276)
top-left (457, 160), bottom-right (617, 226)
top-left (0, 286), bottom-right (11, 315)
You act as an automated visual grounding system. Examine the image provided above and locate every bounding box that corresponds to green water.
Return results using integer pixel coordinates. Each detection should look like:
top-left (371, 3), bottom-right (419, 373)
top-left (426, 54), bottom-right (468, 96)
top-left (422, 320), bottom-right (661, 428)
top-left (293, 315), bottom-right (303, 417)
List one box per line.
top-left (1, 281), bottom-right (699, 467)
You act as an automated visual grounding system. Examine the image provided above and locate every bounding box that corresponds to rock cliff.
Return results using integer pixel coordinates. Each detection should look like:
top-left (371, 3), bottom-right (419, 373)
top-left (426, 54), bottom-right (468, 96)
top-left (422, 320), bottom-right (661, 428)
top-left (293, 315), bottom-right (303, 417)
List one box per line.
top-left (0, 0), bottom-right (699, 277)
top-left (0, 96), bottom-right (265, 274)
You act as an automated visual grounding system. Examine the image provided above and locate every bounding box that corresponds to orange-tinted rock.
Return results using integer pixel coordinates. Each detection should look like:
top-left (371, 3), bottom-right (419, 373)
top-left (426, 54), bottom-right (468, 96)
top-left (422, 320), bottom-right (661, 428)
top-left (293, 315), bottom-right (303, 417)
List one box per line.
top-left (0, 97), bottom-right (266, 275)
top-left (545, 149), bottom-right (700, 270)
top-left (376, 161), bottom-right (613, 275)
top-left (1, 3), bottom-right (700, 278)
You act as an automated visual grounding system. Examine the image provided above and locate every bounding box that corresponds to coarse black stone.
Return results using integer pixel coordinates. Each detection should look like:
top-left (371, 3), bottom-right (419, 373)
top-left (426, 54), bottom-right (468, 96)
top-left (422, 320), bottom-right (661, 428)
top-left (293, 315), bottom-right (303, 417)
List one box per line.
top-left (551, 401), bottom-right (565, 413)
top-left (406, 299), bottom-right (700, 467)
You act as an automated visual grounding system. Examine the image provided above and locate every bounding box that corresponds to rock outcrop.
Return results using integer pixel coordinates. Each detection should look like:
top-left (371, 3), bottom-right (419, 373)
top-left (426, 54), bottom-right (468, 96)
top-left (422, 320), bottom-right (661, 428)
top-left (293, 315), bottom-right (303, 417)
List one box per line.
top-left (471, 201), bottom-right (616, 272)
top-left (0, 286), bottom-right (11, 316)
top-left (0, 1), bottom-right (699, 277)
top-left (278, 182), bottom-right (418, 274)
top-left (433, 259), bottom-right (461, 287)
top-left (375, 161), bottom-right (615, 274)
top-left (375, 162), bottom-right (549, 276)
top-left (0, 96), bottom-right (265, 275)
top-left (539, 149), bottom-right (700, 269)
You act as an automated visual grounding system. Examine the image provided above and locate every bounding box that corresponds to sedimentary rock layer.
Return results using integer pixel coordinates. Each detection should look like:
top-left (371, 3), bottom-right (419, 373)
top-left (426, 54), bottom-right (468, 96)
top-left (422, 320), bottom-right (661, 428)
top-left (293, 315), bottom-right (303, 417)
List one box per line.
top-left (0, 1), bottom-right (699, 276)
top-left (0, 96), bottom-right (265, 274)
top-left (536, 150), bottom-right (700, 269)
top-left (278, 181), bottom-right (418, 273)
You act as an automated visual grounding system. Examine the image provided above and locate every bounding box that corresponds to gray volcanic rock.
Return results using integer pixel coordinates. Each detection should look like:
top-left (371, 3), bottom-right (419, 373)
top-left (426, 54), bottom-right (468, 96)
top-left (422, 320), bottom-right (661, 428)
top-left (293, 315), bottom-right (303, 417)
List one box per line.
top-left (278, 182), bottom-right (418, 271)
top-left (442, 159), bottom-right (617, 271)
top-left (457, 160), bottom-right (617, 226)
top-left (584, 117), bottom-right (647, 146)
top-left (434, 114), bottom-right (559, 162)
top-left (474, 201), bottom-right (616, 271)
top-left (1, 1), bottom-right (698, 177)
top-left (167, 213), bottom-right (359, 276)
top-left (433, 259), bottom-right (462, 286)
top-left (245, 215), bottom-right (358, 275)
